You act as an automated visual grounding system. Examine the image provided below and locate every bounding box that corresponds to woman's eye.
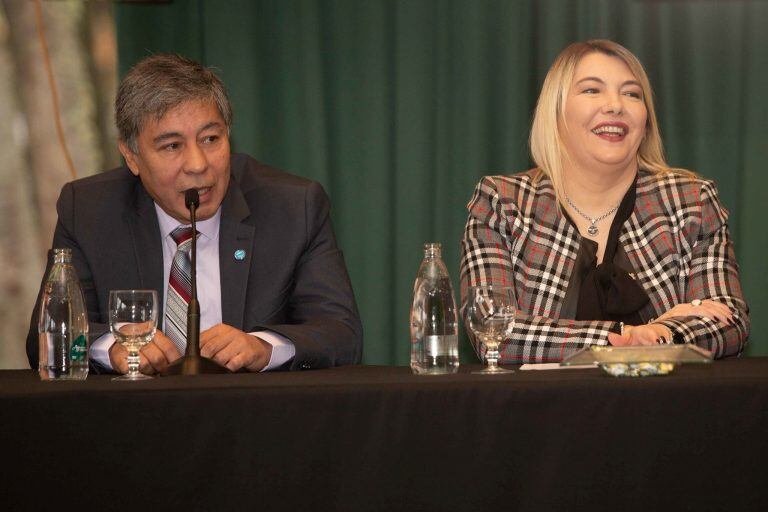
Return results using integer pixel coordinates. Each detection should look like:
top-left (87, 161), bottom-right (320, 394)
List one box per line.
top-left (582, 88), bottom-right (599, 94)
top-left (624, 91), bottom-right (642, 99)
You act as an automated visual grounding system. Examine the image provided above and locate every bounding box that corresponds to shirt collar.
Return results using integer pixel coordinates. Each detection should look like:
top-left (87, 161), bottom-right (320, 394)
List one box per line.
top-left (154, 203), bottom-right (221, 241)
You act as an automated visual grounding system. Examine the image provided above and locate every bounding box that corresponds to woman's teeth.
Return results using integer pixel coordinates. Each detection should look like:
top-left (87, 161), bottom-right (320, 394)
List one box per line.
top-left (592, 125), bottom-right (626, 135)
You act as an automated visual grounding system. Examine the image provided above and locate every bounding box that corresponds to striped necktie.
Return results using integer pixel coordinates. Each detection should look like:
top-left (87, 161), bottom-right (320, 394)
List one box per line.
top-left (165, 226), bottom-right (197, 353)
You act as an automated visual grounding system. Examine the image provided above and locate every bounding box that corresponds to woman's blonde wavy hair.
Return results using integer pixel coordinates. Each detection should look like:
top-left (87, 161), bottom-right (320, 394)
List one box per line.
top-left (529, 39), bottom-right (694, 205)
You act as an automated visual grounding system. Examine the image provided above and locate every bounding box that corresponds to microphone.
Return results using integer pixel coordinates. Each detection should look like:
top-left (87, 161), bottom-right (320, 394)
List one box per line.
top-left (185, 188), bottom-right (199, 209)
top-left (161, 189), bottom-right (228, 375)
top-left (184, 188), bottom-right (200, 351)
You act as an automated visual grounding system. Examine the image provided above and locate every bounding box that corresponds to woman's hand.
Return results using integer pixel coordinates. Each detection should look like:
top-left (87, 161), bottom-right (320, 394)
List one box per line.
top-left (655, 299), bottom-right (733, 326)
top-left (607, 299), bottom-right (735, 347)
top-left (607, 323), bottom-right (672, 346)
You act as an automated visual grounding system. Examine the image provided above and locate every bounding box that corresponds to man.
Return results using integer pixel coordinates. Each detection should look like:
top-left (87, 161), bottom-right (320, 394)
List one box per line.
top-left (26, 54), bottom-right (362, 373)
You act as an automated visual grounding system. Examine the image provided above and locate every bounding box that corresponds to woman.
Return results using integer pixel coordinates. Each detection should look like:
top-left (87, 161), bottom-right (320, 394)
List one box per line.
top-left (460, 39), bottom-right (748, 362)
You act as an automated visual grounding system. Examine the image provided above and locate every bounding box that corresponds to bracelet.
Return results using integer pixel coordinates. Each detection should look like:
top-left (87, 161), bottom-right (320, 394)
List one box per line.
top-left (650, 323), bottom-right (675, 344)
top-left (619, 322), bottom-right (625, 336)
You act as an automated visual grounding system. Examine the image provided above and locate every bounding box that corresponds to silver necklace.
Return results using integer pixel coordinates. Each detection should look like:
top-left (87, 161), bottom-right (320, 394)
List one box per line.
top-left (565, 196), bottom-right (619, 236)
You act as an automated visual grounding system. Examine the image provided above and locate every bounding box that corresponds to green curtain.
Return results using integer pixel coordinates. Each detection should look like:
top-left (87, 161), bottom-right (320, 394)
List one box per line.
top-left (116, 0), bottom-right (768, 362)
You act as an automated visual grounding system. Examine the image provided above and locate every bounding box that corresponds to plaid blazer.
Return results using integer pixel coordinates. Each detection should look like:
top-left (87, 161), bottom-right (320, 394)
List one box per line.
top-left (460, 169), bottom-right (749, 362)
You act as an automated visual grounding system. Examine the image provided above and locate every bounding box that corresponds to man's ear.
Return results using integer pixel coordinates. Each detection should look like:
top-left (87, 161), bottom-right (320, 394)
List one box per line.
top-left (118, 140), bottom-right (141, 176)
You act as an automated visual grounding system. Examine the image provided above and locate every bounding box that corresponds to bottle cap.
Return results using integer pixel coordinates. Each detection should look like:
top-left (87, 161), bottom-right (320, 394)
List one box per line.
top-left (52, 248), bottom-right (73, 263)
top-left (423, 242), bottom-right (441, 258)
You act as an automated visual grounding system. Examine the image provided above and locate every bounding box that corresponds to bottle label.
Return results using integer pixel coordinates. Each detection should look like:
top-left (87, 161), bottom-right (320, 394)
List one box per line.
top-left (70, 334), bottom-right (87, 363)
top-left (426, 335), bottom-right (457, 357)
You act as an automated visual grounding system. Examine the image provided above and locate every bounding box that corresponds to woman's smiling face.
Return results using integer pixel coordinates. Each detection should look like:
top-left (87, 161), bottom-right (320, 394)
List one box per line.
top-left (561, 52), bottom-right (648, 174)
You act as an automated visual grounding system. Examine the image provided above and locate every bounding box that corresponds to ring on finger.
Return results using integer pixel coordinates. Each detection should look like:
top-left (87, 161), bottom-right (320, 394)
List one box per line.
top-left (691, 299), bottom-right (702, 306)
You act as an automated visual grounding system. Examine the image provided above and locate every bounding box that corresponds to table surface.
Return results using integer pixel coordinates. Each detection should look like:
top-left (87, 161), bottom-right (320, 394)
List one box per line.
top-left (3, 359), bottom-right (768, 511)
top-left (5, 355), bottom-right (768, 390)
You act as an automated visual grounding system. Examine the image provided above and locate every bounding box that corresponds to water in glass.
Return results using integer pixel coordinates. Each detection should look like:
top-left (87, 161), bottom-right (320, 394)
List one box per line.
top-left (109, 290), bottom-right (158, 381)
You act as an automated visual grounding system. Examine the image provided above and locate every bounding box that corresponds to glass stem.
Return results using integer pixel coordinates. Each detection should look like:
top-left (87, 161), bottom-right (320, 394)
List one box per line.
top-left (127, 351), bottom-right (140, 376)
top-left (483, 337), bottom-right (499, 369)
top-left (486, 347), bottom-right (500, 369)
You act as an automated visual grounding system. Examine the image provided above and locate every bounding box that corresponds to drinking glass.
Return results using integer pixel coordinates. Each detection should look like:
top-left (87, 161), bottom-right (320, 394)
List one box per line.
top-left (466, 285), bottom-right (516, 375)
top-left (109, 290), bottom-right (158, 381)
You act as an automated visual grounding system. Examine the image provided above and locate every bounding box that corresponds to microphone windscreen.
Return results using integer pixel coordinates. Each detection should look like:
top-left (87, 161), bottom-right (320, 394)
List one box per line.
top-left (185, 189), bottom-right (200, 209)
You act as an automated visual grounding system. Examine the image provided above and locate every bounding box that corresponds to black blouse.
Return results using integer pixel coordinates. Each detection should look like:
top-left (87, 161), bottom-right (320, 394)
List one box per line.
top-left (560, 177), bottom-right (650, 325)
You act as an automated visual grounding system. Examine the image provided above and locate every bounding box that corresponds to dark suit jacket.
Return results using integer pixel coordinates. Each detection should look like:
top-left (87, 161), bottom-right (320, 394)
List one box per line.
top-left (27, 153), bottom-right (363, 371)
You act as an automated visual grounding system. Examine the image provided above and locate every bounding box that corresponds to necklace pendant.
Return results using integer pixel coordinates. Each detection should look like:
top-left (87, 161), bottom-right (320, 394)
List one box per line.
top-left (587, 224), bottom-right (599, 236)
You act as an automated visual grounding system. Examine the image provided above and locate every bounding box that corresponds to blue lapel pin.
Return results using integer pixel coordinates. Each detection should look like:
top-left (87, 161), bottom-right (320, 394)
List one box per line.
top-left (234, 249), bottom-right (246, 261)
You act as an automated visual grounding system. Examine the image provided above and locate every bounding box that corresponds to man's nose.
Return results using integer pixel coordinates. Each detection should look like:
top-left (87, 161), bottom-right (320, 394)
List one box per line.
top-left (184, 143), bottom-right (207, 173)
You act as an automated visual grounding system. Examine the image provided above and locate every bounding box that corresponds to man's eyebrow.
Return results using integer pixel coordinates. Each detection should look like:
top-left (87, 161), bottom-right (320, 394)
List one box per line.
top-left (152, 132), bottom-right (182, 144)
top-left (575, 77), bottom-right (642, 88)
top-left (151, 122), bottom-right (223, 145)
top-left (198, 121), bottom-right (223, 134)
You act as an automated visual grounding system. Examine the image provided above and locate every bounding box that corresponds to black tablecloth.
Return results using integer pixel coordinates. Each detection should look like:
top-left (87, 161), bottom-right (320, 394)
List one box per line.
top-left (3, 360), bottom-right (768, 511)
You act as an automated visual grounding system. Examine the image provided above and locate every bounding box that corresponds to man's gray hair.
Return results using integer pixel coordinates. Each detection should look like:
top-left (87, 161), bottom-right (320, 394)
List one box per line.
top-left (115, 53), bottom-right (233, 153)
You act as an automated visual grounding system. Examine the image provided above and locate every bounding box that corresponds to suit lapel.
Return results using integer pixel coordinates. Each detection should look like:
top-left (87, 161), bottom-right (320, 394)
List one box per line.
top-left (219, 172), bottom-right (255, 330)
top-left (125, 183), bottom-right (165, 327)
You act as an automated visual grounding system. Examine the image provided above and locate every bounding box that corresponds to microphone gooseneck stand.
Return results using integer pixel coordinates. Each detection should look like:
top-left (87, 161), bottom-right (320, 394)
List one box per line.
top-left (161, 189), bottom-right (229, 376)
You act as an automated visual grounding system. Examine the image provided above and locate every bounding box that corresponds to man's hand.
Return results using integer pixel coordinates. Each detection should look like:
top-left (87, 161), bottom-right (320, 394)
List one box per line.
top-left (607, 323), bottom-right (672, 347)
top-left (139, 331), bottom-right (183, 373)
top-left (200, 323), bottom-right (273, 372)
top-left (109, 330), bottom-right (182, 375)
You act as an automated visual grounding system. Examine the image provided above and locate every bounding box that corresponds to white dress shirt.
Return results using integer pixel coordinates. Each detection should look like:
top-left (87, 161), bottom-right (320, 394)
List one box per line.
top-left (90, 204), bottom-right (295, 371)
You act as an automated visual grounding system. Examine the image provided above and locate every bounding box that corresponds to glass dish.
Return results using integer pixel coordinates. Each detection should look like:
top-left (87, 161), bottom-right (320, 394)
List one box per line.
top-left (561, 344), bottom-right (713, 377)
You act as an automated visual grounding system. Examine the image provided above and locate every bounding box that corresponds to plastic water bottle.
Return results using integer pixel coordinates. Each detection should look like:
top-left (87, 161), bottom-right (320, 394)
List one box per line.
top-left (410, 243), bottom-right (459, 375)
top-left (37, 248), bottom-right (89, 380)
